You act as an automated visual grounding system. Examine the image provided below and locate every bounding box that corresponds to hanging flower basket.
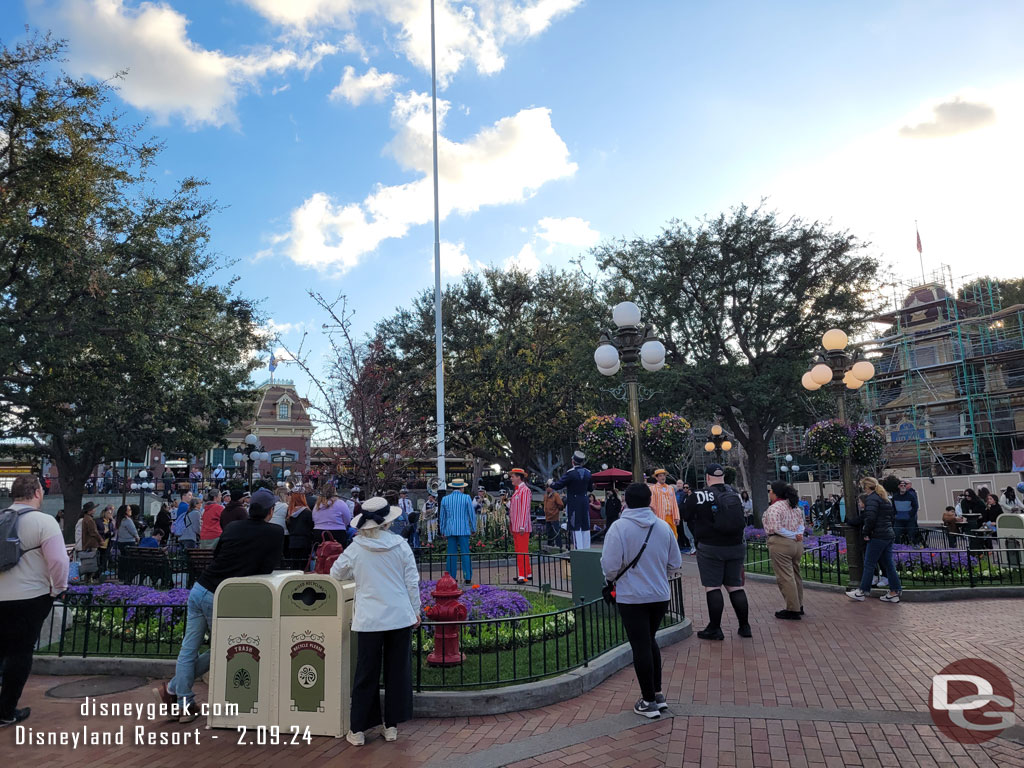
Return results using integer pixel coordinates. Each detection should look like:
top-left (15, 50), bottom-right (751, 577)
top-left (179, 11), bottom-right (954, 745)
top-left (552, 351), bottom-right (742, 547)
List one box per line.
top-left (850, 423), bottom-right (886, 466)
top-left (640, 412), bottom-right (691, 467)
top-left (577, 415), bottom-right (634, 468)
top-left (803, 419), bottom-right (852, 464)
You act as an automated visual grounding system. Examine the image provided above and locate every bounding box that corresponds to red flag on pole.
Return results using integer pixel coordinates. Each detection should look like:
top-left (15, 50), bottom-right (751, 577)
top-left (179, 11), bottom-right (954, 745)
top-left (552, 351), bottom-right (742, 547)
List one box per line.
top-left (916, 228), bottom-right (923, 254)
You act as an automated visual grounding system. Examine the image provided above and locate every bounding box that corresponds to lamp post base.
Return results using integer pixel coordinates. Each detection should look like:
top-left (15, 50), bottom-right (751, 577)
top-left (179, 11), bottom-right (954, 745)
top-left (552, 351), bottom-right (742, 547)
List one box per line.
top-left (839, 523), bottom-right (864, 588)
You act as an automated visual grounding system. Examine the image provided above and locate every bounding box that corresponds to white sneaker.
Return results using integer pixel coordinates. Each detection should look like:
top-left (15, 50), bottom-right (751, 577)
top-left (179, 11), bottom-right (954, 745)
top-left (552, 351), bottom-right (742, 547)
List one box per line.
top-left (845, 589), bottom-right (866, 601)
top-left (880, 592), bottom-right (900, 603)
top-left (877, 577), bottom-right (889, 588)
top-left (383, 726), bottom-right (398, 742)
top-left (871, 575), bottom-right (879, 586)
top-left (346, 731), bottom-right (365, 746)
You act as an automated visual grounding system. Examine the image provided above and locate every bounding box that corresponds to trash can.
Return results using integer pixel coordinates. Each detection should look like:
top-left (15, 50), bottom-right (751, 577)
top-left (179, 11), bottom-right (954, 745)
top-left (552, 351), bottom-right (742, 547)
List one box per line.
top-left (570, 549), bottom-right (605, 604)
top-left (277, 574), bottom-right (356, 737)
top-left (996, 512), bottom-right (1024, 567)
top-left (208, 572), bottom-right (298, 729)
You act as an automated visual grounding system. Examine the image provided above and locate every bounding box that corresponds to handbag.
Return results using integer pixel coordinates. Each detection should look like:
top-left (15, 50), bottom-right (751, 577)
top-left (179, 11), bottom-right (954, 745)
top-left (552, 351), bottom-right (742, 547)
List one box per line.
top-left (78, 549), bottom-right (99, 575)
top-left (602, 525), bottom-right (655, 604)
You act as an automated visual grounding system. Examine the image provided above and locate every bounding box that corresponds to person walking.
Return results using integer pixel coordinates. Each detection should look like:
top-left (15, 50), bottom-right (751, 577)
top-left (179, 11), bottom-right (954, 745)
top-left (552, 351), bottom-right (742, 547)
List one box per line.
top-left (552, 451), bottom-right (594, 550)
top-left (440, 479), bottom-right (475, 584)
top-left (648, 469), bottom-right (680, 538)
top-left (681, 463), bottom-right (751, 640)
top-left (330, 497), bottom-right (420, 746)
top-left (285, 490), bottom-right (315, 564)
top-left (764, 481), bottom-right (805, 620)
top-left (0, 475), bottom-right (70, 726)
top-left (509, 469), bottom-right (533, 584)
top-left (846, 477), bottom-right (902, 603)
top-left (179, 497), bottom-right (203, 549)
top-left (543, 481), bottom-right (565, 548)
top-left (312, 485), bottom-right (353, 549)
top-left (153, 489), bottom-right (283, 722)
top-left (199, 490), bottom-right (224, 549)
top-left (600, 483), bottom-right (682, 719)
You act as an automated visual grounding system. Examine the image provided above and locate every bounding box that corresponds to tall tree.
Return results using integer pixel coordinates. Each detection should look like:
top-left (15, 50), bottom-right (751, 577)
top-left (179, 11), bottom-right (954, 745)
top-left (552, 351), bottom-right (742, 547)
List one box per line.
top-left (594, 204), bottom-right (882, 517)
top-left (0, 35), bottom-right (262, 534)
top-left (377, 267), bottom-right (606, 473)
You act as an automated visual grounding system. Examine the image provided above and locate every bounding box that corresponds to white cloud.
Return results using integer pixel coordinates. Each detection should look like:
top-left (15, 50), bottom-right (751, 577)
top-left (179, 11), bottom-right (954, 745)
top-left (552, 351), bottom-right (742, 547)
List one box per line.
top-left (273, 90), bottom-right (576, 272)
top-left (35, 0), bottom-right (336, 127)
top-left (535, 216), bottom-right (600, 252)
top-left (265, 320), bottom-right (304, 336)
top-left (763, 83), bottom-right (1022, 282)
top-left (438, 241), bottom-right (481, 276)
top-left (330, 66), bottom-right (402, 105)
top-left (241, 0), bottom-right (583, 86)
top-left (272, 347), bottom-right (298, 363)
top-left (504, 242), bottom-right (541, 273)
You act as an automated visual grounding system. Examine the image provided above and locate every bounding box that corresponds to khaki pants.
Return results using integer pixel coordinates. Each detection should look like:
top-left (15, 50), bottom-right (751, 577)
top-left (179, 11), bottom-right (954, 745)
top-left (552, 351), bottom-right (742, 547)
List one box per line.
top-left (768, 535), bottom-right (804, 612)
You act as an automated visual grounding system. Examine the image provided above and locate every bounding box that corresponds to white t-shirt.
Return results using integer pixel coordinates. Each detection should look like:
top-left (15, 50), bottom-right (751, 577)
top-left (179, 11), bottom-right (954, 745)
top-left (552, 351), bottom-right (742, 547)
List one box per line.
top-left (0, 505), bottom-right (66, 600)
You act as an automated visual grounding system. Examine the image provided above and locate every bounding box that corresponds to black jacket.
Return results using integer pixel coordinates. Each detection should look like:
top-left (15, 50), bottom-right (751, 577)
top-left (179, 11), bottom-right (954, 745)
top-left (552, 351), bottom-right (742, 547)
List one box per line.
top-left (286, 507), bottom-right (314, 549)
top-left (605, 495), bottom-right (622, 527)
top-left (198, 518), bottom-right (283, 592)
top-left (682, 484), bottom-right (743, 547)
top-left (861, 492), bottom-right (895, 540)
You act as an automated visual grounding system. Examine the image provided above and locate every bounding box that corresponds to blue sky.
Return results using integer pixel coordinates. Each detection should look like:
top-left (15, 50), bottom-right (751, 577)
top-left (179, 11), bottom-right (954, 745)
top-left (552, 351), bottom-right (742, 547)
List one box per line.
top-left (6, 1), bottom-right (1024, 394)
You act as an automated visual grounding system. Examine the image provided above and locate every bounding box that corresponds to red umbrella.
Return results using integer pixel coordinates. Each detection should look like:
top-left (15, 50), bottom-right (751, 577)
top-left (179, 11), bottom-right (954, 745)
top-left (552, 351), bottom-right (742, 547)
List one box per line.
top-left (591, 467), bottom-right (633, 489)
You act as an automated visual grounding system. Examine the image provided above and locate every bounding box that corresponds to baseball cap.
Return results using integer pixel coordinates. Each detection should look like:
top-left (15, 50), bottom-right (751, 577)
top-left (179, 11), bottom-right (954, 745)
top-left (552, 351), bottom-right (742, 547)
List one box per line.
top-left (705, 463), bottom-right (725, 478)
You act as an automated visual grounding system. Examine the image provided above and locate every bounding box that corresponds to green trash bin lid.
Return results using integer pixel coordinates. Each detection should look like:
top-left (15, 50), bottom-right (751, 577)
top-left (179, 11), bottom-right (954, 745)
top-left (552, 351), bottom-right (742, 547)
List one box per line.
top-left (281, 578), bottom-right (339, 616)
top-left (216, 583), bottom-right (274, 618)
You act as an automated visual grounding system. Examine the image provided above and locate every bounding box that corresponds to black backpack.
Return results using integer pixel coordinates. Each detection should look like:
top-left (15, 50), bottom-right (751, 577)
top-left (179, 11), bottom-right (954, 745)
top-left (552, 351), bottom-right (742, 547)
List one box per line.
top-left (710, 485), bottom-right (746, 537)
top-left (0, 506), bottom-right (33, 572)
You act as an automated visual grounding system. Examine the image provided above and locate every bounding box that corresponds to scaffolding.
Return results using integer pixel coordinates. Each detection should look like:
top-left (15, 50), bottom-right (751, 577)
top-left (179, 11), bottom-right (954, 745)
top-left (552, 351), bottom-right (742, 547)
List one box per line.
top-left (860, 270), bottom-right (1024, 476)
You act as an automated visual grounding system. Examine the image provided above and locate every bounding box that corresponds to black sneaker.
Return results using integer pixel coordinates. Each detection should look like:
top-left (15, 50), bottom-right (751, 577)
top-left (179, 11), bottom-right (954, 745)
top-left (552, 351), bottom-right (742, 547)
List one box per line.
top-left (799, 606), bottom-right (805, 615)
top-left (633, 697), bottom-right (661, 719)
top-left (737, 624), bottom-right (753, 637)
top-left (775, 610), bottom-right (802, 621)
top-left (697, 626), bottom-right (725, 641)
top-left (464, 580), bottom-right (472, 586)
top-left (0, 708), bottom-right (30, 727)
top-left (654, 693), bottom-right (668, 711)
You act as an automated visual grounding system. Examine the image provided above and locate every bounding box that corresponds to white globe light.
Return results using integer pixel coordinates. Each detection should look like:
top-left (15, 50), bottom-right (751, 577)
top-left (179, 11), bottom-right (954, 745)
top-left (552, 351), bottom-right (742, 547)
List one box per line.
top-left (612, 301), bottom-right (642, 328)
top-left (711, 424), bottom-right (723, 436)
top-left (846, 377), bottom-right (865, 390)
top-left (131, 483), bottom-right (139, 490)
top-left (791, 464), bottom-right (801, 472)
top-left (277, 481), bottom-right (285, 487)
top-left (594, 345), bottom-right (619, 369)
top-left (721, 440), bottom-right (733, 452)
top-left (601, 464), bottom-right (609, 470)
top-left (704, 441), bottom-right (715, 452)
top-left (640, 340), bottom-right (666, 365)
top-left (233, 452), bottom-right (245, 463)
top-left (801, 372), bottom-right (821, 391)
top-left (811, 363), bottom-right (834, 386)
top-left (138, 470), bottom-right (148, 479)
top-left (780, 466), bottom-right (789, 473)
top-left (851, 360), bottom-right (876, 381)
top-left (261, 452), bottom-right (272, 462)
top-left (822, 328), bottom-right (849, 351)
top-left (245, 433), bottom-right (259, 445)
top-left (641, 359), bottom-right (665, 372)
top-left (785, 454), bottom-right (793, 462)
top-left (284, 469), bottom-right (291, 477)
top-left (598, 360), bottom-right (621, 377)
top-left (147, 482), bottom-right (155, 490)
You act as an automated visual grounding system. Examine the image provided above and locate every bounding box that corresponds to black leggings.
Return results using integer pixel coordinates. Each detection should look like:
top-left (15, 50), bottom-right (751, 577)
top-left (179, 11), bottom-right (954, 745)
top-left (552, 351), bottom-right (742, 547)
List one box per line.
top-left (350, 627), bottom-right (413, 733)
top-left (0, 594), bottom-right (54, 718)
top-left (617, 601), bottom-right (669, 702)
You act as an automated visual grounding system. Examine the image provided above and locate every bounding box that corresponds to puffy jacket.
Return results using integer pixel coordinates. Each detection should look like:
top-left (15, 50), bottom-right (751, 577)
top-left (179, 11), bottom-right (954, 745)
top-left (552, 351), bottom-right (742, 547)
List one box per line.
top-left (861, 492), bottom-right (895, 540)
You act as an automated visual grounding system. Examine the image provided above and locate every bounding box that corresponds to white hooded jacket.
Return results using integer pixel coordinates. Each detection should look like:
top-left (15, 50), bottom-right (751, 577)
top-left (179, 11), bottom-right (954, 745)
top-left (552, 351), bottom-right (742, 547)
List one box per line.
top-left (330, 530), bottom-right (421, 631)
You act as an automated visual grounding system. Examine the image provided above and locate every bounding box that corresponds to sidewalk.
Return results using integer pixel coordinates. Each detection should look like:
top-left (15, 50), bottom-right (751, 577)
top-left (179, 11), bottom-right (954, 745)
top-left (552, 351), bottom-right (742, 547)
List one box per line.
top-left (2, 560), bottom-right (1022, 766)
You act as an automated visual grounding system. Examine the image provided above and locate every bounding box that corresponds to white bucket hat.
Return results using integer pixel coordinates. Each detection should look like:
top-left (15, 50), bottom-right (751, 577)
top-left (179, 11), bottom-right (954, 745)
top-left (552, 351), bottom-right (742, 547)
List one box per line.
top-left (351, 496), bottom-right (402, 530)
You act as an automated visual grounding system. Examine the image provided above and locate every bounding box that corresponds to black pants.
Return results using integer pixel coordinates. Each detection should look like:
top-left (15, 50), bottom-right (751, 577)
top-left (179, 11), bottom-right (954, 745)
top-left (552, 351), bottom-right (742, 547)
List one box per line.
top-left (545, 521), bottom-right (563, 547)
top-left (350, 626), bottom-right (413, 733)
top-left (0, 594), bottom-right (54, 718)
top-left (676, 521), bottom-right (691, 550)
top-left (617, 601), bottom-right (669, 702)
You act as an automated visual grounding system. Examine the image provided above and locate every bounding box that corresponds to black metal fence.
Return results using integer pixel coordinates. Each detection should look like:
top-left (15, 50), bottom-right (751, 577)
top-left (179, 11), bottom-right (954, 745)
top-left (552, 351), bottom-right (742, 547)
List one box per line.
top-left (413, 549), bottom-right (573, 594)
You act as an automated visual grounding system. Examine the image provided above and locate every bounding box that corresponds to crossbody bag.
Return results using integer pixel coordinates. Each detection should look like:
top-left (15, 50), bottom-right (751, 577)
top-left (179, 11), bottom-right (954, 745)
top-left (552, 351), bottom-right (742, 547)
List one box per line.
top-left (601, 525), bottom-right (655, 604)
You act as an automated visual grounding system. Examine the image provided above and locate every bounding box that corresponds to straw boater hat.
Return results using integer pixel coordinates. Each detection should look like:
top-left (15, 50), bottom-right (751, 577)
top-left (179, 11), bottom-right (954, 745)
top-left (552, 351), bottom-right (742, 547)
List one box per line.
top-left (509, 468), bottom-right (526, 478)
top-left (654, 468), bottom-right (668, 476)
top-left (351, 496), bottom-right (403, 529)
top-left (449, 478), bottom-right (467, 489)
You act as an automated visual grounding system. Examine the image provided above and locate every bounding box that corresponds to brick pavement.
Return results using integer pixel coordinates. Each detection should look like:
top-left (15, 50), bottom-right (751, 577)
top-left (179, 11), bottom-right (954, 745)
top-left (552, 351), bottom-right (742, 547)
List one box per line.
top-left (1, 560), bottom-right (1021, 766)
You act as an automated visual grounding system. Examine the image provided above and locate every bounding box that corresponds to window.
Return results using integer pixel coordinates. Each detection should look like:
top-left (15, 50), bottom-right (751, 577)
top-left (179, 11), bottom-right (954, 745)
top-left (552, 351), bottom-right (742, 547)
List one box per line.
top-left (278, 401), bottom-right (290, 420)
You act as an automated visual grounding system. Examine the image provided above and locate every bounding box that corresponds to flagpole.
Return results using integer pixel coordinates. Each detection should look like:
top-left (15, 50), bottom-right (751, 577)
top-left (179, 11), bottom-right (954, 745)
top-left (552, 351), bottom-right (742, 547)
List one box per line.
top-left (430, 0), bottom-right (446, 492)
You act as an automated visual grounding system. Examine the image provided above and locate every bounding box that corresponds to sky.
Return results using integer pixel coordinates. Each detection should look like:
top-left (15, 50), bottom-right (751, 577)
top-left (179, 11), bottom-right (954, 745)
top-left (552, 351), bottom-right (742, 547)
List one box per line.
top-left (5, 1), bottom-right (1024, 395)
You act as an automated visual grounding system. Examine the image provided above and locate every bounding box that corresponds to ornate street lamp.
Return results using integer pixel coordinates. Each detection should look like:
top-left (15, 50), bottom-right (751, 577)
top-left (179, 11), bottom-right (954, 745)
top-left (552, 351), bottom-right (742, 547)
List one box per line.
top-left (595, 301), bottom-right (666, 482)
top-left (703, 424), bottom-right (733, 464)
top-left (778, 453), bottom-right (801, 478)
top-left (801, 328), bottom-right (875, 585)
top-left (233, 433), bottom-right (269, 487)
top-left (131, 470), bottom-right (156, 520)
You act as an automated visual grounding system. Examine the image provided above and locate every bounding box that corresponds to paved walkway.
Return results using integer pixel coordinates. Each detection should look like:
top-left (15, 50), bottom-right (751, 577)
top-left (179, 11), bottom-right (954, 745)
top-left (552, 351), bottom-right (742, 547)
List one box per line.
top-left (2, 560), bottom-right (1022, 767)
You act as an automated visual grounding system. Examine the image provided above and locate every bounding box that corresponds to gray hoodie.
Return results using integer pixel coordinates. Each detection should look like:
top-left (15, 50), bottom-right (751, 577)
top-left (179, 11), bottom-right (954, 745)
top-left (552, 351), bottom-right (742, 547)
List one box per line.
top-left (600, 506), bottom-right (681, 604)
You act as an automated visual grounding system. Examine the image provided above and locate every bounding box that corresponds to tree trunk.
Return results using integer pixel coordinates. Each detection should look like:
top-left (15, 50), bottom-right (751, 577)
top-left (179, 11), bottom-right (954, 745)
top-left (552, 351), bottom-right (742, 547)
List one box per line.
top-left (744, 431), bottom-right (771, 528)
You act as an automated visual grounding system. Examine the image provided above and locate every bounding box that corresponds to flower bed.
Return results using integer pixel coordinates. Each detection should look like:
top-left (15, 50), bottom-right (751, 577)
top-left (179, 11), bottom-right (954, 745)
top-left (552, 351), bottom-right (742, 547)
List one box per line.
top-left (420, 581), bottom-right (532, 621)
top-left (67, 584), bottom-right (189, 644)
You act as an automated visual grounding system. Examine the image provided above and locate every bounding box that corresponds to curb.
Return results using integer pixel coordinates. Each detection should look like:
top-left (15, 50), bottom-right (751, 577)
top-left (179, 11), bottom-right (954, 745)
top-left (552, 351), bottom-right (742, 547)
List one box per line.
top-left (743, 571), bottom-right (1024, 601)
top-left (34, 619), bottom-right (693, 717)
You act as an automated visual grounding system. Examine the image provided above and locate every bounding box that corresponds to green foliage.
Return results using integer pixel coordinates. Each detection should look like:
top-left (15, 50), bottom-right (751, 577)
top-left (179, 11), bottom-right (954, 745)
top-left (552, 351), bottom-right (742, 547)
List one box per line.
top-left (377, 267), bottom-right (606, 470)
top-left (0, 36), bottom-right (262, 529)
top-left (593, 203), bottom-right (882, 514)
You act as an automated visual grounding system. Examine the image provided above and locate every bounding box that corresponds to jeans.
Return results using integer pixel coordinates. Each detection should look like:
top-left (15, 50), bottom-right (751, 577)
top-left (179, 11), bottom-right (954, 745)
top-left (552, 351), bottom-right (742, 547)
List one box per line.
top-left (617, 601), bottom-right (669, 702)
top-left (446, 535), bottom-right (471, 582)
top-left (893, 519), bottom-right (916, 545)
top-left (170, 584), bottom-right (214, 705)
top-left (859, 538), bottom-right (902, 593)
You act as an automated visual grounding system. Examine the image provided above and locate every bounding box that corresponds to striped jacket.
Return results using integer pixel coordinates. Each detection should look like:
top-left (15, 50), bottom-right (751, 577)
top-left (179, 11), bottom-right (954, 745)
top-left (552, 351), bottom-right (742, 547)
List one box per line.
top-left (509, 483), bottom-right (532, 533)
top-left (440, 491), bottom-right (477, 537)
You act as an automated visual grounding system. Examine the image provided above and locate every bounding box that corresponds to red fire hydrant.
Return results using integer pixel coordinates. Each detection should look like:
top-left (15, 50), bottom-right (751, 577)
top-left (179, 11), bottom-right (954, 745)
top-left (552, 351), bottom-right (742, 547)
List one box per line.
top-left (427, 572), bottom-right (467, 666)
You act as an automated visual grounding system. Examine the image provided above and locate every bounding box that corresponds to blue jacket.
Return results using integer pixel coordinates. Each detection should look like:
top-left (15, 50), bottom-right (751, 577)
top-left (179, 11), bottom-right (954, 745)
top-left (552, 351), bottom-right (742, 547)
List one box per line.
top-left (892, 490), bottom-right (918, 521)
top-left (552, 465), bottom-right (593, 531)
